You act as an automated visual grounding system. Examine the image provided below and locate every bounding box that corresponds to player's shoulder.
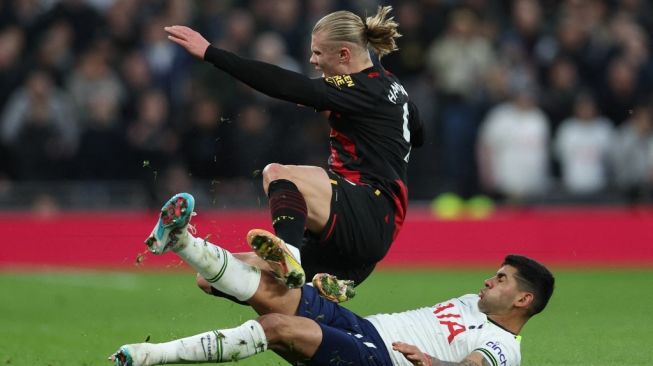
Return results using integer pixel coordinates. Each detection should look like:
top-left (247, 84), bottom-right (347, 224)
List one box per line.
top-left (458, 293), bottom-right (480, 303)
top-left (475, 336), bottom-right (522, 366)
top-left (475, 321), bottom-right (522, 366)
top-left (357, 67), bottom-right (405, 90)
top-left (322, 69), bottom-right (378, 89)
top-left (455, 294), bottom-right (489, 324)
top-left (325, 67), bottom-right (401, 86)
top-left (321, 68), bottom-right (409, 106)
top-left (323, 74), bottom-right (358, 89)
top-left (434, 294), bottom-right (479, 309)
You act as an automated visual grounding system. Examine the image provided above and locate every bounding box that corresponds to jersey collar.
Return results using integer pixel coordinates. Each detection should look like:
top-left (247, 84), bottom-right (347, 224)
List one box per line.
top-left (487, 317), bottom-right (520, 339)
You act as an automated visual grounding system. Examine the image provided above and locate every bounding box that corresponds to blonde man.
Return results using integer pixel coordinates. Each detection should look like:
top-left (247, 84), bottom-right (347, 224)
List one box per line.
top-left (158, 6), bottom-right (423, 301)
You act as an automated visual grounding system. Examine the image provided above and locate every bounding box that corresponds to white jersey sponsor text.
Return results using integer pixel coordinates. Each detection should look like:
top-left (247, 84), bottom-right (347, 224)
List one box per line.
top-left (366, 294), bottom-right (521, 366)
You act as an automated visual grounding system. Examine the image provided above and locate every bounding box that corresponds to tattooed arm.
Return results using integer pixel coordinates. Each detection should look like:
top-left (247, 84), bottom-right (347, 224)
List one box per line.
top-left (392, 342), bottom-right (490, 366)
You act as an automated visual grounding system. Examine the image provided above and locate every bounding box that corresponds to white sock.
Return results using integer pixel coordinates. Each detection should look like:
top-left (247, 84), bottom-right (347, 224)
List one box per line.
top-left (173, 235), bottom-right (260, 301)
top-left (124, 320), bottom-right (268, 365)
top-left (286, 243), bottom-right (302, 264)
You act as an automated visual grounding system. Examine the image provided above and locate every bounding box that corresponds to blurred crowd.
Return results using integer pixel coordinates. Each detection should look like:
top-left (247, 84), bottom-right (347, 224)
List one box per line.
top-left (1, 0), bottom-right (653, 210)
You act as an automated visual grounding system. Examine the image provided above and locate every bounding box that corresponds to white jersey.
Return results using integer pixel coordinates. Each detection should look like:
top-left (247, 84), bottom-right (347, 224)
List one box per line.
top-left (553, 117), bottom-right (614, 193)
top-left (366, 294), bottom-right (521, 366)
top-left (478, 102), bottom-right (550, 196)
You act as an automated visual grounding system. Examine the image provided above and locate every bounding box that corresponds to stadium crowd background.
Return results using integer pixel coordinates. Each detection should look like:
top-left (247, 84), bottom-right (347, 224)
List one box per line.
top-left (1, 0), bottom-right (652, 211)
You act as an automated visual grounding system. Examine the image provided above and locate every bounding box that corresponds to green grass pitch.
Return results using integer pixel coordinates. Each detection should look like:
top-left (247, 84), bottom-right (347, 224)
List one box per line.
top-left (1, 268), bottom-right (650, 366)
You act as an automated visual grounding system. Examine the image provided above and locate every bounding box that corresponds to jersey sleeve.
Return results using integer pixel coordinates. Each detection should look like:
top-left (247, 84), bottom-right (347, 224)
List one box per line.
top-left (473, 338), bottom-right (521, 366)
top-left (203, 46), bottom-right (322, 107)
top-left (310, 73), bottom-right (380, 113)
top-left (204, 46), bottom-right (386, 115)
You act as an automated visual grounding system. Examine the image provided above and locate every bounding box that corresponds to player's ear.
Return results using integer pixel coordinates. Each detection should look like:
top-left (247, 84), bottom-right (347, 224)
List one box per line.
top-left (514, 292), bottom-right (534, 310)
top-left (338, 47), bottom-right (351, 63)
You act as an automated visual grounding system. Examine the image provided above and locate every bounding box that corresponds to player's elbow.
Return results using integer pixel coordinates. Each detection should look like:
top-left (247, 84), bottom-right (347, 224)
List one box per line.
top-left (410, 125), bottom-right (424, 148)
top-left (408, 101), bottom-right (424, 148)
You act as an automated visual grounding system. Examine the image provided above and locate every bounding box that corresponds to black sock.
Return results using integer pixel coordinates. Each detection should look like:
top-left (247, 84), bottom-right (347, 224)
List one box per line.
top-left (268, 179), bottom-right (307, 247)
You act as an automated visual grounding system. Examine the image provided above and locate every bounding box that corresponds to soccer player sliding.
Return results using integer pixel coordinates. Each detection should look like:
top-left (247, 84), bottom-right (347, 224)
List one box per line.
top-left (111, 200), bottom-right (554, 366)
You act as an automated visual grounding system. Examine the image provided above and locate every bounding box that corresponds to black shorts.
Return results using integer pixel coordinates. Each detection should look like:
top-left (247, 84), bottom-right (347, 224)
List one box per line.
top-left (300, 171), bottom-right (396, 286)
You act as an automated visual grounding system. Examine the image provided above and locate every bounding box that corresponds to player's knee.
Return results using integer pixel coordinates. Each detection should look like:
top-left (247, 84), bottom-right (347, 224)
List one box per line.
top-left (196, 273), bottom-right (213, 295)
top-left (257, 313), bottom-right (295, 343)
top-left (262, 163), bottom-right (289, 191)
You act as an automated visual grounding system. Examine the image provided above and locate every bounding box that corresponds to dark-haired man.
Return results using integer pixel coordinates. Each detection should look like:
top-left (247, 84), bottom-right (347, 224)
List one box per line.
top-left (111, 233), bottom-right (554, 366)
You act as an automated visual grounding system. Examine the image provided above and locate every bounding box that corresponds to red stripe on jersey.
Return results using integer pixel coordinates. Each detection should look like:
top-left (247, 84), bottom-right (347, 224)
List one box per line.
top-left (322, 214), bottom-right (337, 241)
top-left (338, 130), bottom-right (357, 157)
top-left (336, 167), bottom-right (362, 184)
top-left (367, 72), bottom-right (380, 78)
top-left (390, 179), bottom-right (408, 240)
top-left (329, 130), bottom-right (361, 184)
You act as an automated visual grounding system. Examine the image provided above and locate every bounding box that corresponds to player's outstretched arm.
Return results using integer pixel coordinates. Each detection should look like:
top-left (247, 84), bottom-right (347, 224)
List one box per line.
top-left (164, 25), bottom-right (210, 59)
top-left (392, 342), bottom-right (489, 366)
top-left (164, 25), bottom-right (324, 109)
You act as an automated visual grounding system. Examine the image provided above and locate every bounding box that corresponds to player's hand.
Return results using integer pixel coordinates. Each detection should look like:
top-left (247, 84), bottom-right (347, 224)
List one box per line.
top-left (392, 341), bottom-right (433, 366)
top-left (164, 25), bottom-right (210, 59)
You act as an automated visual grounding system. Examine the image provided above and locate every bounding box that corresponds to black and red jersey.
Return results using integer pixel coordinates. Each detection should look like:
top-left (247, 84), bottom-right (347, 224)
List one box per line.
top-left (203, 46), bottom-right (422, 228)
top-left (311, 69), bottom-right (413, 229)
